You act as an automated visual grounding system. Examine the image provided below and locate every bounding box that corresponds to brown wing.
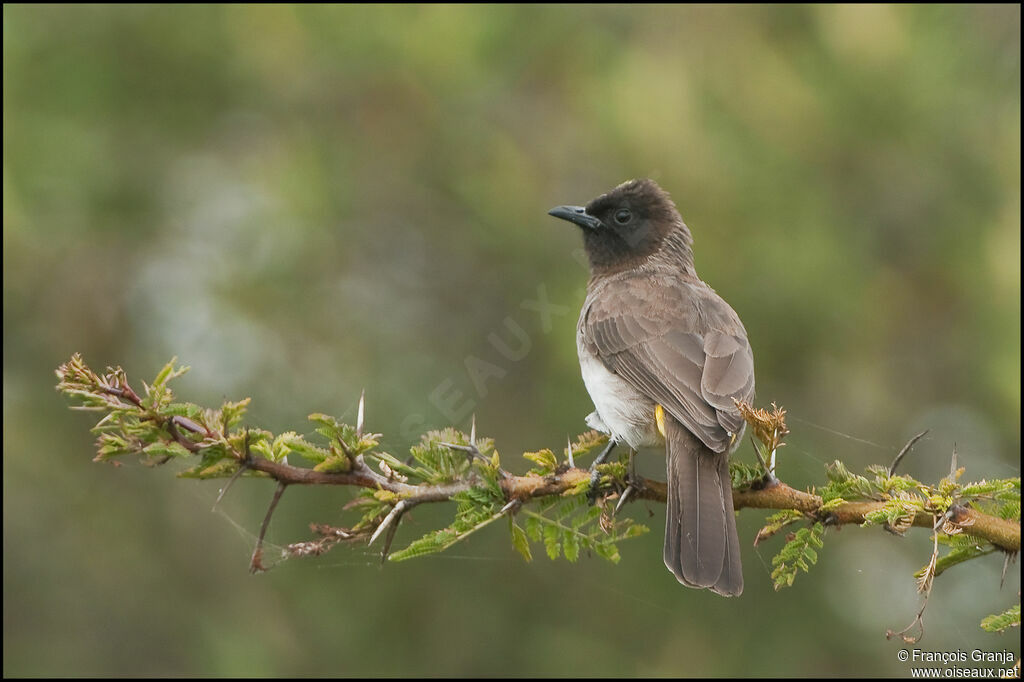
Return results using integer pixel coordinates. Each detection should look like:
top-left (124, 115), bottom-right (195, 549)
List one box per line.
top-left (581, 272), bottom-right (754, 453)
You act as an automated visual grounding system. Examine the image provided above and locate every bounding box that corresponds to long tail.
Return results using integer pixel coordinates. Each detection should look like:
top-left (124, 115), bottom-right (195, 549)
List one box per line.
top-left (663, 414), bottom-right (743, 596)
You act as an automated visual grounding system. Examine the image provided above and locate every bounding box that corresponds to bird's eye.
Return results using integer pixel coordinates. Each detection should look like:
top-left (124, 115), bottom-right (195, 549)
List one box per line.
top-left (614, 209), bottom-right (632, 225)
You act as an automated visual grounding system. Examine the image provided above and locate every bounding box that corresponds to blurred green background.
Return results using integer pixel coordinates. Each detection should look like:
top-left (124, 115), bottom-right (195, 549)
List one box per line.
top-left (4, 4), bottom-right (1020, 677)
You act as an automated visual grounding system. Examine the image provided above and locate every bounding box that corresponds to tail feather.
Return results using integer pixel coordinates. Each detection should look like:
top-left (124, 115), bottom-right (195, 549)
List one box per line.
top-left (663, 414), bottom-right (743, 596)
top-left (714, 452), bottom-right (744, 597)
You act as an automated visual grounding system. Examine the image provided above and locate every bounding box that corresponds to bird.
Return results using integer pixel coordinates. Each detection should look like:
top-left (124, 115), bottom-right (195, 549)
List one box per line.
top-left (548, 178), bottom-right (755, 596)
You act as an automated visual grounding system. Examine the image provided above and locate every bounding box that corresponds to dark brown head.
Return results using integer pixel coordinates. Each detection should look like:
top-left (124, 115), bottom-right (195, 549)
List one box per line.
top-left (548, 179), bottom-right (694, 275)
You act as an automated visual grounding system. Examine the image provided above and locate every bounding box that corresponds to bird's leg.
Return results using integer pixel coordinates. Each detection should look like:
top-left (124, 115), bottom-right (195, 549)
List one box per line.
top-left (589, 438), bottom-right (617, 471)
top-left (587, 438), bottom-right (617, 504)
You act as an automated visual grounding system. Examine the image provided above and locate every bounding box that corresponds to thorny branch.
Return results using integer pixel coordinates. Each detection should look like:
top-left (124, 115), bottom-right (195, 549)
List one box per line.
top-left (56, 354), bottom-right (1021, 568)
top-left (244, 454), bottom-right (1021, 553)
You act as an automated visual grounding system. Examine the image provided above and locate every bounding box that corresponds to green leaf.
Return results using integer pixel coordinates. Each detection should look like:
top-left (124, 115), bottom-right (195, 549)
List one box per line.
top-left (179, 458), bottom-right (250, 479)
top-left (997, 499), bottom-right (1021, 521)
top-left (543, 524), bottom-right (561, 560)
top-left (510, 518), bottom-right (532, 562)
top-left (164, 402), bottom-right (205, 421)
top-left (371, 451), bottom-right (420, 478)
top-left (821, 460), bottom-right (875, 502)
top-left (313, 456), bottom-right (352, 473)
top-left (406, 429), bottom-right (478, 483)
top-left (756, 509), bottom-right (805, 545)
top-left (564, 530), bottom-right (580, 562)
top-left (95, 433), bottom-right (136, 459)
top-left (349, 491), bottom-right (391, 531)
top-left (524, 515), bottom-right (542, 542)
top-left (594, 540), bottom-right (621, 564)
top-left (916, 543), bottom-right (996, 578)
top-left (980, 604), bottom-right (1020, 633)
top-left (860, 494), bottom-right (924, 533)
top-left (390, 487), bottom-right (505, 562)
top-left (730, 461), bottom-right (766, 490)
top-left (623, 524), bottom-right (649, 539)
top-left (219, 398), bottom-right (251, 429)
top-left (523, 449), bottom-right (557, 474)
top-left (771, 523), bottom-right (824, 590)
top-left (152, 357), bottom-right (190, 389)
top-left (274, 432), bottom-right (329, 464)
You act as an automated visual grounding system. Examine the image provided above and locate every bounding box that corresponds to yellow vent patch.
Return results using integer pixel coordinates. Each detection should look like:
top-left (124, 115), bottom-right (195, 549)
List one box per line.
top-left (655, 404), bottom-right (666, 438)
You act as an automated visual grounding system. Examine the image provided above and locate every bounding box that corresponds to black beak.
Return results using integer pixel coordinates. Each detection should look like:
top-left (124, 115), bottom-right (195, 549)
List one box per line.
top-left (548, 205), bottom-right (603, 231)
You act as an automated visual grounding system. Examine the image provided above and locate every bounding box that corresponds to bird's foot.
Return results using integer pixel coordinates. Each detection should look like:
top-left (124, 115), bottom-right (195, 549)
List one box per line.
top-left (587, 439), bottom-right (617, 504)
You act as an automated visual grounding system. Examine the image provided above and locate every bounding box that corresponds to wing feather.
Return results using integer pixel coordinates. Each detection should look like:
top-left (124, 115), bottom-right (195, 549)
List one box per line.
top-left (581, 274), bottom-right (754, 453)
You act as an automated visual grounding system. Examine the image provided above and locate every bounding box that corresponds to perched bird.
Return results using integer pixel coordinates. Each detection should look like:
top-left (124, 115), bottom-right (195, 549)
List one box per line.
top-left (549, 179), bottom-right (755, 596)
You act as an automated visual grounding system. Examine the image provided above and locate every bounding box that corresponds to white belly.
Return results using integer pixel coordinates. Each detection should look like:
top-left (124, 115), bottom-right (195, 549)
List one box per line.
top-left (578, 346), bottom-right (662, 449)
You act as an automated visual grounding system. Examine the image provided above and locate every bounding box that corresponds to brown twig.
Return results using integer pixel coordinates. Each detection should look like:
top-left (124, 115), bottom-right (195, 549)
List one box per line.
top-left (250, 481), bottom-right (287, 574)
top-left (887, 514), bottom-right (943, 643)
top-left (890, 430), bottom-right (929, 476)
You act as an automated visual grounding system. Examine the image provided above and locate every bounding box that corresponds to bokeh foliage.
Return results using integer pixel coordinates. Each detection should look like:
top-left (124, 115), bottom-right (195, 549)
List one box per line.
top-left (4, 4), bottom-right (1019, 677)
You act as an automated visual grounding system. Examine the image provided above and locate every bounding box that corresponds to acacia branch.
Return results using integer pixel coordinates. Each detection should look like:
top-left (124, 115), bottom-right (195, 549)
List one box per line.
top-left (55, 354), bottom-right (1020, 568)
top-left (244, 454), bottom-right (1020, 552)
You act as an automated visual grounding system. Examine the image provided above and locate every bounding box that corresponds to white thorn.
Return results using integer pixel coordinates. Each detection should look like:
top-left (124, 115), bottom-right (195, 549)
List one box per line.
top-left (500, 500), bottom-right (518, 515)
top-left (356, 389), bottom-right (366, 438)
top-left (615, 485), bottom-right (634, 514)
top-left (470, 414), bottom-right (477, 447)
top-left (566, 436), bottom-right (575, 469)
top-left (368, 500), bottom-right (406, 546)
